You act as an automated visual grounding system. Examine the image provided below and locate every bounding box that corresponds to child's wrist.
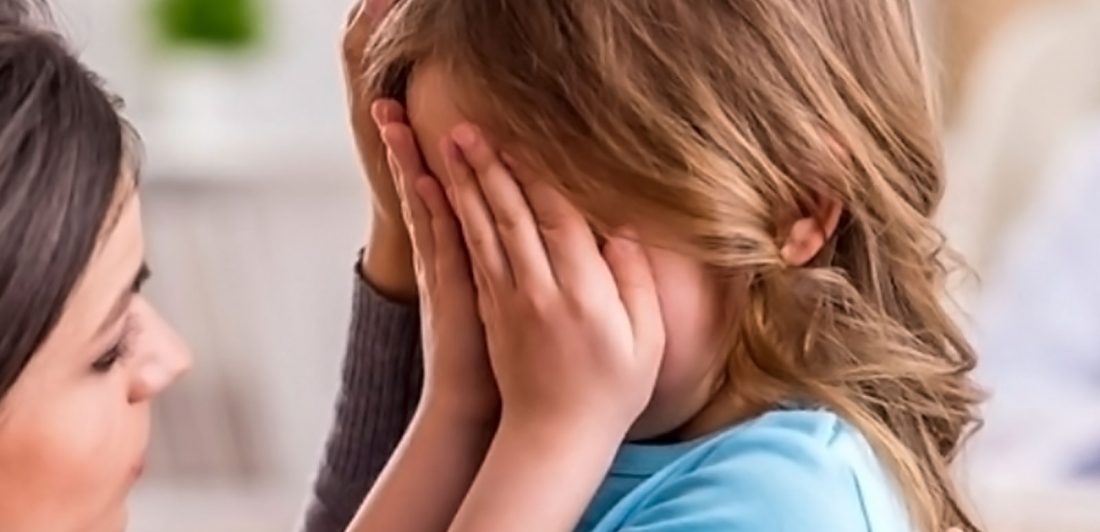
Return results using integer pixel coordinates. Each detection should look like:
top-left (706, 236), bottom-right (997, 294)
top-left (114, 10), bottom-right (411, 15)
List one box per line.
top-left (418, 394), bottom-right (499, 436)
top-left (497, 410), bottom-right (626, 458)
top-left (361, 223), bottom-right (417, 302)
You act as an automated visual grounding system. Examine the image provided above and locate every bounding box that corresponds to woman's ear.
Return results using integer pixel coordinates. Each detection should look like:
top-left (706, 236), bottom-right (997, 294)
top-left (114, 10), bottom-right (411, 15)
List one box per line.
top-left (779, 193), bottom-right (842, 267)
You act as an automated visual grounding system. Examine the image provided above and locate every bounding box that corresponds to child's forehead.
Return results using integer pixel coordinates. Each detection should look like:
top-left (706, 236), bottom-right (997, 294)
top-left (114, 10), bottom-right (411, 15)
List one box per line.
top-left (406, 61), bottom-right (463, 124)
top-left (402, 61), bottom-right (677, 245)
top-left (405, 61), bottom-right (474, 177)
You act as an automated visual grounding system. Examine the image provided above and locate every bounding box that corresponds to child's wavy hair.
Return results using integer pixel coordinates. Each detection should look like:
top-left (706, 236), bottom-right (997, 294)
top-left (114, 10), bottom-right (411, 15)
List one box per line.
top-left (362, 1), bottom-right (983, 530)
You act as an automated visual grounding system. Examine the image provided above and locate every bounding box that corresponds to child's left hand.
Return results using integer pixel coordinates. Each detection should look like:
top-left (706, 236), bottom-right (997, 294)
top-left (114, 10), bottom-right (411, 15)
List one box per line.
top-left (439, 124), bottom-right (667, 440)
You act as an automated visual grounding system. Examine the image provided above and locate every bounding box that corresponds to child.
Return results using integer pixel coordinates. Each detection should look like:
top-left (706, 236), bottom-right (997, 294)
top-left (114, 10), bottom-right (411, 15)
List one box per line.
top-left (348, 1), bottom-right (982, 531)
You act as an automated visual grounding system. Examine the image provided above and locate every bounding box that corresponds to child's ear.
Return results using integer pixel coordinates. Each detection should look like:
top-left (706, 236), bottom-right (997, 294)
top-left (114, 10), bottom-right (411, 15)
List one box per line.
top-left (779, 193), bottom-right (842, 267)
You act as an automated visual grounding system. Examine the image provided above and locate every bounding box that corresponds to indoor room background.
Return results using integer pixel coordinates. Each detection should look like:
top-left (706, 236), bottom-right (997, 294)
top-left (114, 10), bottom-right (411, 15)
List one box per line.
top-left (48, 1), bottom-right (1100, 530)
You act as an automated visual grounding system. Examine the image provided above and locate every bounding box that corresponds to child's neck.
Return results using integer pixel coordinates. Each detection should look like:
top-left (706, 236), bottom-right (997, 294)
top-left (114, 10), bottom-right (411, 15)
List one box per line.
top-left (649, 386), bottom-right (771, 443)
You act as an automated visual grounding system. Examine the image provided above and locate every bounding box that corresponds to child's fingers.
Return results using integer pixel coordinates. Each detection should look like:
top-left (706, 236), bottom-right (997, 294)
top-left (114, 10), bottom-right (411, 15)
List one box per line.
top-left (370, 99), bottom-right (407, 128)
top-left (343, 0), bottom-right (390, 67)
top-left (603, 231), bottom-right (666, 373)
top-left (362, 0), bottom-right (396, 24)
top-left (505, 159), bottom-right (609, 292)
top-left (415, 175), bottom-right (474, 292)
top-left (441, 137), bottom-right (514, 294)
top-left (451, 125), bottom-right (555, 291)
top-left (345, 0), bottom-right (366, 28)
top-left (382, 131), bottom-right (435, 287)
top-left (346, 0), bottom-right (394, 33)
top-left (376, 107), bottom-right (424, 181)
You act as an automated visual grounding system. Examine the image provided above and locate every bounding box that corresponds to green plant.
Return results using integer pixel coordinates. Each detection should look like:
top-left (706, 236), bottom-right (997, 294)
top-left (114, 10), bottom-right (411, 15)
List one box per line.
top-left (152, 0), bottom-right (262, 50)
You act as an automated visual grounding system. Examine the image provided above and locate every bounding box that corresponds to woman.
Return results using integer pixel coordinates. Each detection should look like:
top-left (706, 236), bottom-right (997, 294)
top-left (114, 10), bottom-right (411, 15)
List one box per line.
top-left (0, 2), bottom-right (191, 530)
top-left (0, 1), bottom-right (408, 530)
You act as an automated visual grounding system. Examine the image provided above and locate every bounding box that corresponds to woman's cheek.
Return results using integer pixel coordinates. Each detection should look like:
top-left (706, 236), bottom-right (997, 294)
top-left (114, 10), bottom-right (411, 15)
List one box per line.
top-left (0, 377), bottom-right (146, 529)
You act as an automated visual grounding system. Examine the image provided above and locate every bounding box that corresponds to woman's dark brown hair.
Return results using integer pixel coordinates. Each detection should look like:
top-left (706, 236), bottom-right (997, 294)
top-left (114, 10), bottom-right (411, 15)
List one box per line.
top-left (0, 0), bottom-right (135, 397)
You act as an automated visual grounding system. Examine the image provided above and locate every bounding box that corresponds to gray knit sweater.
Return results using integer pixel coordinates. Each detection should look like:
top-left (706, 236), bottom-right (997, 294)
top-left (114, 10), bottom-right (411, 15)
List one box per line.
top-left (301, 268), bottom-right (424, 532)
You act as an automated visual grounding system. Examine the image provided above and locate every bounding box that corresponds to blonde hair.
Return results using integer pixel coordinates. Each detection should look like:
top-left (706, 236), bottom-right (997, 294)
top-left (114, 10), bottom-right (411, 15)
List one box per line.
top-left (364, 1), bottom-right (983, 530)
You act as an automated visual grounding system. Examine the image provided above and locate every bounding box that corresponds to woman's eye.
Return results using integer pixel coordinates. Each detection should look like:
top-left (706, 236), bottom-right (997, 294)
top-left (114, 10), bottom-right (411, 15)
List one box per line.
top-left (91, 344), bottom-right (124, 373)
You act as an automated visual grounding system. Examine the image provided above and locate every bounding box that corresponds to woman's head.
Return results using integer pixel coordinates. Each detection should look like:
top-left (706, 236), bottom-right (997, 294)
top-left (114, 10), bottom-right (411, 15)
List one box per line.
top-left (0, 2), bottom-right (191, 530)
top-left (365, 1), bottom-right (981, 530)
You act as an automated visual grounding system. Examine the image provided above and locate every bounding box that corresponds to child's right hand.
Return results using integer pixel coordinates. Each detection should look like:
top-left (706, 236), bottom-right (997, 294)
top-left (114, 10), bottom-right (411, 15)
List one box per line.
top-left (441, 125), bottom-right (667, 439)
top-left (440, 126), bottom-right (666, 532)
top-left (344, 0), bottom-right (400, 224)
top-left (343, 0), bottom-right (421, 300)
top-left (375, 104), bottom-right (499, 426)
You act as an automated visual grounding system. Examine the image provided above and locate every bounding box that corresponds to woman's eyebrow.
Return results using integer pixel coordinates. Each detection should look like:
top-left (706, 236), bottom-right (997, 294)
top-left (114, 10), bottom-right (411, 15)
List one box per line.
top-left (94, 262), bottom-right (150, 336)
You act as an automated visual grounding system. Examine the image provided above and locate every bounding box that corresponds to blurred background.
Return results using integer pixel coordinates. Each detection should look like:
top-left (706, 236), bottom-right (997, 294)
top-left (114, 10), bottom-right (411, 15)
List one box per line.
top-left (47, 0), bottom-right (1100, 531)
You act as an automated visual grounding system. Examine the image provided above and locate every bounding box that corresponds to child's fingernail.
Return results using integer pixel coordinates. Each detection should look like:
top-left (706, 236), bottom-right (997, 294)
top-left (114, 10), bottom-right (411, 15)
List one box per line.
top-left (617, 226), bottom-right (639, 240)
top-left (452, 125), bottom-right (477, 149)
top-left (371, 101), bottom-right (386, 125)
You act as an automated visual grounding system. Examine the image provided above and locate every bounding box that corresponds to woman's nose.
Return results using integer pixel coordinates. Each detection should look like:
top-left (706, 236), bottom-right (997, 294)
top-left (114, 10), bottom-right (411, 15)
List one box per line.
top-left (128, 298), bottom-right (193, 403)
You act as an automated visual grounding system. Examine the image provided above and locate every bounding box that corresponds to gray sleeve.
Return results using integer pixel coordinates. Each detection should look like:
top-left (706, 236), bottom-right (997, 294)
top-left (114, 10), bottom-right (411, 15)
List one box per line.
top-left (300, 263), bottom-right (423, 532)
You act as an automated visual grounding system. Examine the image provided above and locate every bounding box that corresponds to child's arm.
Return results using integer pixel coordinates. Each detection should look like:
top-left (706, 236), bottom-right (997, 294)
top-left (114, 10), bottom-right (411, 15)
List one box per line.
top-left (300, 4), bottom-right (421, 529)
top-left (346, 110), bottom-right (499, 532)
top-left (346, 405), bottom-right (494, 532)
top-left (448, 418), bottom-right (621, 531)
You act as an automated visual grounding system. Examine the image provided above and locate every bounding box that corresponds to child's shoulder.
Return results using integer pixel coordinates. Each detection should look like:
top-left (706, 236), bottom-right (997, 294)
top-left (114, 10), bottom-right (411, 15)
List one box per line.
top-left (702, 408), bottom-right (863, 468)
top-left (676, 408), bottom-right (910, 531)
top-left (602, 409), bottom-right (911, 532)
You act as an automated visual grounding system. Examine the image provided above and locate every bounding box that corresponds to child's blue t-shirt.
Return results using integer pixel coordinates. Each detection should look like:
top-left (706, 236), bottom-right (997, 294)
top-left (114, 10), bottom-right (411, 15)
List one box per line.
top-left (577, 409), bottom-right (913, 531)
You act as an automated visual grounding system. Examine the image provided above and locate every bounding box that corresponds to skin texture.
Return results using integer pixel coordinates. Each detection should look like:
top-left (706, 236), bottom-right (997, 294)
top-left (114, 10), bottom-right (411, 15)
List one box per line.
top-left (0, 192), bottom-right (192, 532)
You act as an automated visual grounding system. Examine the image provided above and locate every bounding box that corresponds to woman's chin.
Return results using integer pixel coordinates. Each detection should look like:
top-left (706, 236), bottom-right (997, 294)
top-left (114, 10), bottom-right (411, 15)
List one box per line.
top-left (90, 503), bottom-right (129, 532)
top-left (102, 470), bottom-right (140, 532)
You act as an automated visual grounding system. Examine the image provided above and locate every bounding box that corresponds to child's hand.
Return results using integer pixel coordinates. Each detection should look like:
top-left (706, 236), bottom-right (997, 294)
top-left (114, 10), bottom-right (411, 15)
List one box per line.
top-left (344, 0), bottom-right (399, 221)
top-left (344, 0), bottom-right (420, 299)
top-left (376, 106), bottom-right (498, 425)
top-left (440, 124), bottom-right (666, 439)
